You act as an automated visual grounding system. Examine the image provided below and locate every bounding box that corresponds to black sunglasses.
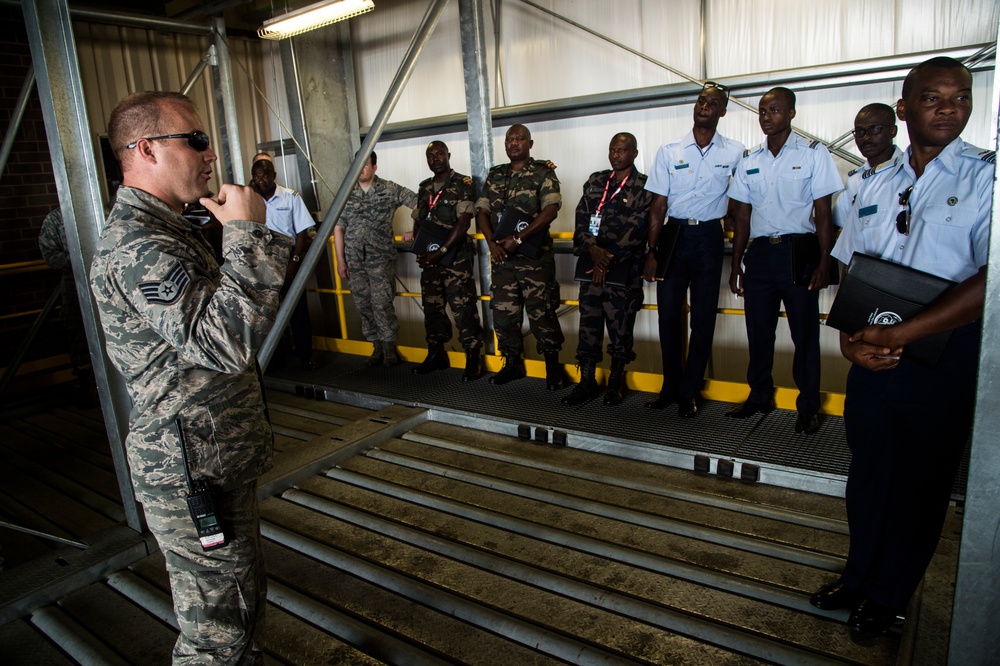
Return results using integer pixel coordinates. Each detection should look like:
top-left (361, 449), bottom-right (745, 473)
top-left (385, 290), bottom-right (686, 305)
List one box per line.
top-left (896, 186), bottom-right (913, 235)
top-left (126, 131), bottom-right (211, 152)
top-left (702, 81), bottom-right (730, 99)
top-left (852, 125), bottom-right (891, 138)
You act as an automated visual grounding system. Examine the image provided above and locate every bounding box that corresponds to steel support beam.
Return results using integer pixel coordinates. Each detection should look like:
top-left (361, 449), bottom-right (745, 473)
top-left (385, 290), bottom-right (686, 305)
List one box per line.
top-left (363, 44), bottom-right (993, 150)
top-left (21, 0), bottom-right (143, 531)
top-left (258, 0), bottom-right (451, 369)
top-left (180, 46), bottom-right (215, 96)
top-left (0, 63), bottom-right (34, 183)
top-left (459, 0), bottom-right (495, 351)
top-left (949, 14), bottom-right (1000, 664)
top-left (211, 16), bottom-right (244, 184)
top-left (278, 39), bottom-right (318, 211)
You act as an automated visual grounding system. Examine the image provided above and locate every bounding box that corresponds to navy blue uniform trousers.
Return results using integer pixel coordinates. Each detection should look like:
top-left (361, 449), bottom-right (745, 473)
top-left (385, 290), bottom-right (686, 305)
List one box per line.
top-left (742, 238), bottom-right (820, 414)
top-left (655, 221), bottom-right (724, 399)
top-left (840, 323), bottom-right (979, 610)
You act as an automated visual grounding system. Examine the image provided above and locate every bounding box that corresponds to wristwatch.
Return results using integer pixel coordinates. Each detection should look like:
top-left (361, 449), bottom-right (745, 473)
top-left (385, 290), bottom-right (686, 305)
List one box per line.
top-left (514, 236), bottom-right (523, 246)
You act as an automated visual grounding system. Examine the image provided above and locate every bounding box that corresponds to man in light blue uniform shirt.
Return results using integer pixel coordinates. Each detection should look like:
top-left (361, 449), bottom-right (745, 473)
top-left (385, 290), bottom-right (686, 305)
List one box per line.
top-left (642, 82), bottom-right (745, 418)
top-left (810, 57), bottom-right (994, 638)
top-left (251, 158), bottom-right (318, 369)
top-left (727, 86), bottom-right (843, 434)
top-left (832, 103), bottom-right (904, 228)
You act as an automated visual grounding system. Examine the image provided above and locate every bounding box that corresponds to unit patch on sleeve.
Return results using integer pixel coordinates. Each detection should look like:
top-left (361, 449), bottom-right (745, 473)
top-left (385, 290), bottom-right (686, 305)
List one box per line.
top-left (139, 261), bottom-right (190, 305)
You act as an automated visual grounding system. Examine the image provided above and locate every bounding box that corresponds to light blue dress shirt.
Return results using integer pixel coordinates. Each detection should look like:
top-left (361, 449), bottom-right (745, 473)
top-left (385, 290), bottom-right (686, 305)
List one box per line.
top-left (645, 130), bottom-right (745, 221)
top-left (264, 184), bottom-right (315, 239)
top-left (832, 146), bottom-right (904, 228)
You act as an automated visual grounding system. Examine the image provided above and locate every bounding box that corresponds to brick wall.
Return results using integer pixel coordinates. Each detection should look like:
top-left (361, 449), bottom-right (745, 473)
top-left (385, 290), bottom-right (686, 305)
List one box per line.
top-left (0, 6), bottom-right (65, 367)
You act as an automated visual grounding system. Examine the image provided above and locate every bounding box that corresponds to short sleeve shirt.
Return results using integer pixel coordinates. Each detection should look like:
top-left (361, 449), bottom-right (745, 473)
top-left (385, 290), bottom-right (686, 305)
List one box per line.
top-left (832, 147), bottom-right (904, 228)
top-left (645, 130), bottom-right (745, 220)
top-left (263, 184), bottom-right (315, 239)
top-left (832, 138), bottom-right (993, 283)
top-left (728, 133), bottom-right (844, 238)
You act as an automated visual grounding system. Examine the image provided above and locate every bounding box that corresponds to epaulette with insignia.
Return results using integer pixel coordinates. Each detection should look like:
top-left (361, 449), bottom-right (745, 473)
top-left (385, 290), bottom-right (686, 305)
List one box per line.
top-left (488, 164), bottom-right (504, 173)
top-left (861, 166), bottom-right (877, 179)
top-left (533, 158), bottom-right (557, 171)
top-left (463, 176), bottom-right (473, 185)
top-left (847, 167), bottom-right (860, 177)
top-left (960, 145), bottom-right (995, 164)
top-left (978, 150), bottom-right (996, 164)
top-left (809, 140), bottom-right (821, 149)
top-left (743, 149), bottom-right (751, 158)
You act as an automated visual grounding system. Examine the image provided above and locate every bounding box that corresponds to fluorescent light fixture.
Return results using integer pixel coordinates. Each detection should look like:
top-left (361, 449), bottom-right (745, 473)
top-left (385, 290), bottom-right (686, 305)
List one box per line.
top-left (258, 0), bottom-right (374, 40)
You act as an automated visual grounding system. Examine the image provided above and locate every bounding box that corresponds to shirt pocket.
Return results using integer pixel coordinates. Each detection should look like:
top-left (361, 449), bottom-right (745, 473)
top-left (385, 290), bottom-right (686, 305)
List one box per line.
top-left (778, 167), bottom-right (813, 204)
top-left (435, 201), bottom-right (458, 224)
top-left (919, 202), bottom-right (977, 273)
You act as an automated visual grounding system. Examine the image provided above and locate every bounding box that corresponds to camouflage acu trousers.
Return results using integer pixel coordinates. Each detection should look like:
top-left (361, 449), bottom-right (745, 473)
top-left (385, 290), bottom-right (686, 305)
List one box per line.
top-left (490, 251), bottom-right (564, 356)
top-left (144, 480), bottom-right (265, 665)
top-left (346, 245), bottom-right (399, 343)
top-left (575, 280), bottom-right (644, 364)
top-left (421, 254), bottom-right (483, 350)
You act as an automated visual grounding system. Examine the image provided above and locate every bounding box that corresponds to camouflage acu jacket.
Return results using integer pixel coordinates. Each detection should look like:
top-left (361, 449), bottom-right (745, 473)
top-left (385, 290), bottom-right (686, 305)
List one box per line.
top-left (476, 159), bottom-right (562, 252)
top-left (574, 168), bottom-right (653, 273)
top-left (90, 186), bottom-right (292, 503)
top-left (338, 175), bottom-right (417, 256)
top-left (412, 170), bottom-right (476, 260)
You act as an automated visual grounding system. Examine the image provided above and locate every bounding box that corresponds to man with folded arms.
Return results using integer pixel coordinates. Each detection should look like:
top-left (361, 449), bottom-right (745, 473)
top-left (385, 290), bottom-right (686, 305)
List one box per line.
top-left (810, 57), bottom-right (993, 639)
top-left (727, 86), bottom-right (843, 434)
top-left (476, 124), bottom-right (566, 388)
top-left (642, 82), bottom-right (744, 418)
top-left (562, 132), bottom-right (652, 407)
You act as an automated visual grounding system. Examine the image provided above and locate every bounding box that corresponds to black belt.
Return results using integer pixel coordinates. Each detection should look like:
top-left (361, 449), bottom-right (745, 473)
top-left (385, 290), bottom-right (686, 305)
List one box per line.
top-left (753, 233), bottom-right (803, 245)
top-left (667, 216), bottom-right (721, 226)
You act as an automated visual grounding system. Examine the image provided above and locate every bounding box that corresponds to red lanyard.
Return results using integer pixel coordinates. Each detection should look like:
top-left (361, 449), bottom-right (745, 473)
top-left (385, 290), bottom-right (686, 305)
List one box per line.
top-left (427, 186), bottom-right (445, 212)
top-left (596, 172), bottom-right (629, 215)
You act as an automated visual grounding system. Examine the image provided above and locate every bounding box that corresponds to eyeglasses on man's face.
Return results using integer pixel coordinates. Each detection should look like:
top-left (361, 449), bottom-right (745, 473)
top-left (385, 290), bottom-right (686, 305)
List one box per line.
top-left (852, 125), bottom-right (891, 139)
top-left (126, 131), bottom-right (211, 152)
top-left (896, 186), bottom-right (913, 235)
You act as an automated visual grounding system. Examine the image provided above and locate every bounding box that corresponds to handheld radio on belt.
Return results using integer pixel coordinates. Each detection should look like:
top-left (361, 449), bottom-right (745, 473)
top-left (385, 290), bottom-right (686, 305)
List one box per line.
top-left (176, 418), bottom-right (228, 551)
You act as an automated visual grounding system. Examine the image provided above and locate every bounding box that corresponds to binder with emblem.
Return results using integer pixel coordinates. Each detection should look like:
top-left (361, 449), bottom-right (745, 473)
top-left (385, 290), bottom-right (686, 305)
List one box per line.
top-left (494, 207), bottom-right (544, 259)
top-left (410, 222), bottom-right (457, 267)
top-left (825, 252), bottom-right (955, 366)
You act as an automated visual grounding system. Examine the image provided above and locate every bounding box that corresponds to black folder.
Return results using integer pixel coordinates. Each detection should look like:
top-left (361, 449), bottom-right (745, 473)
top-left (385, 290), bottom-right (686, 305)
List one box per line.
top-left (410, 222), bottom-right (456, 267)
top-left (790, 233), bottom-right (840, 286)
top-left (574, 252), bottom-right (632, 287)
top-left (825, 252), bottom-right (955, 366)
top-left (653, 223), bottom-right (681, 280)
top-left (494, 207), bottom-right (544, 259)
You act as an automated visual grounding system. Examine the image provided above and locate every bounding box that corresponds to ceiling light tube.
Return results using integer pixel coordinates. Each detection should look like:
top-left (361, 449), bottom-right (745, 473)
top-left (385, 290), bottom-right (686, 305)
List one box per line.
top-left (258, 0), bottom-right (374, 40)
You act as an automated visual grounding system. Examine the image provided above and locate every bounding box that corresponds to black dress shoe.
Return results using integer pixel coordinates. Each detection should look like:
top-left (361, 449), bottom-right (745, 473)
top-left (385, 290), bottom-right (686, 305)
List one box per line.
top-left (678, 398), bottom-right (699, 418)
top-left (795, 412), bottom-right (820, 434)
top-left (810, 581), bottom-right (863, 611)
top-left (644, 394), bottom-right (676, 409)
top-left (849, 599), bottom-right (903, 637)
top-left (725, 399), bottom-right (775, 418)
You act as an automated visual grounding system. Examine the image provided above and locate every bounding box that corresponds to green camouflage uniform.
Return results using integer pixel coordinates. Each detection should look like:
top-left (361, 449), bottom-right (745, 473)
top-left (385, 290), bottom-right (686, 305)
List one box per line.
top-left (573, 169), bottom-right (652, 363)
top-left (337, 176), bottom-right (417, 343)
top-left (412, 170), bottom-right (483, 350)
top-left (38, 208), bottom-right (91, 375)
top-left (90, 186), bottom-right (291, 665)
top-left (475, 159), bottom-right (563, 356)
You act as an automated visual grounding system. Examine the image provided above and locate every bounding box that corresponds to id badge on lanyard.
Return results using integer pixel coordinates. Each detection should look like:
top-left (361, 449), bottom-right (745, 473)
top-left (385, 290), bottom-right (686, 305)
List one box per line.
top-left (589, 214), bottom-right (602, 236)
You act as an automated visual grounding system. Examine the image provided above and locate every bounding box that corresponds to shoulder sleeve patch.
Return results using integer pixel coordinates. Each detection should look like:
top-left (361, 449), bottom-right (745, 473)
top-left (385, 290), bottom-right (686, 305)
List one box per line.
top-left (138, 260), bottom-right (190, 305)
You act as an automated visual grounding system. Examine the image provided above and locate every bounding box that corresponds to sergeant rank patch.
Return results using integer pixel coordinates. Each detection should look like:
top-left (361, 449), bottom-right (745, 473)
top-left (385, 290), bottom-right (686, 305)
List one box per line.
top-left (140, 261), bottom-right (190, 305)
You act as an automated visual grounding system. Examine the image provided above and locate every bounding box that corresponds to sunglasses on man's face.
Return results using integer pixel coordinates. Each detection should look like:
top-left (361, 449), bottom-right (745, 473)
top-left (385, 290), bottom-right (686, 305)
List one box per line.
top-left (125, 131), bottom-right (211, 152)
top-left (896, 186), bottom-right (913, 235)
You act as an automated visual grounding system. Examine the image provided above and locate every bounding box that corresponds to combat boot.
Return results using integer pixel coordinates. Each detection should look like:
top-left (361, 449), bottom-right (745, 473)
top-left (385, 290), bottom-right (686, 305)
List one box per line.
top-left (545, 352), bottom-right (569, 390)
top-left (489, 353), bottom-right (525, 385)
top-left (383, 341), bottom-right (400, 366)
top-left (604, 359), bottom-right (628, 405)
top-left (414, 344), bottom-right (449, 374)
top-left (363, 341), bottom-right (384, 367)
top-left (462, 349), bottom-right (483, 382)
top-left (561, 359), bottom-right (600, 406)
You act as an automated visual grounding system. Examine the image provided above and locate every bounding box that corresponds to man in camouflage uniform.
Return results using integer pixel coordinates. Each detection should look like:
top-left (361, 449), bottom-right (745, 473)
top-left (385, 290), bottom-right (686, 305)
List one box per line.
top-left (563, 133), bottom-right (652, 407)
top-left (407, 141), bottom-right (484, 380)
top-left (90, 91), bottom-right (290, 665)
top-left (475, 124), bottom-right (566, 388)
top-left (38, 207), bottom-right (92, 385)
top-left (334, 151), bottom-right (417, 366)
